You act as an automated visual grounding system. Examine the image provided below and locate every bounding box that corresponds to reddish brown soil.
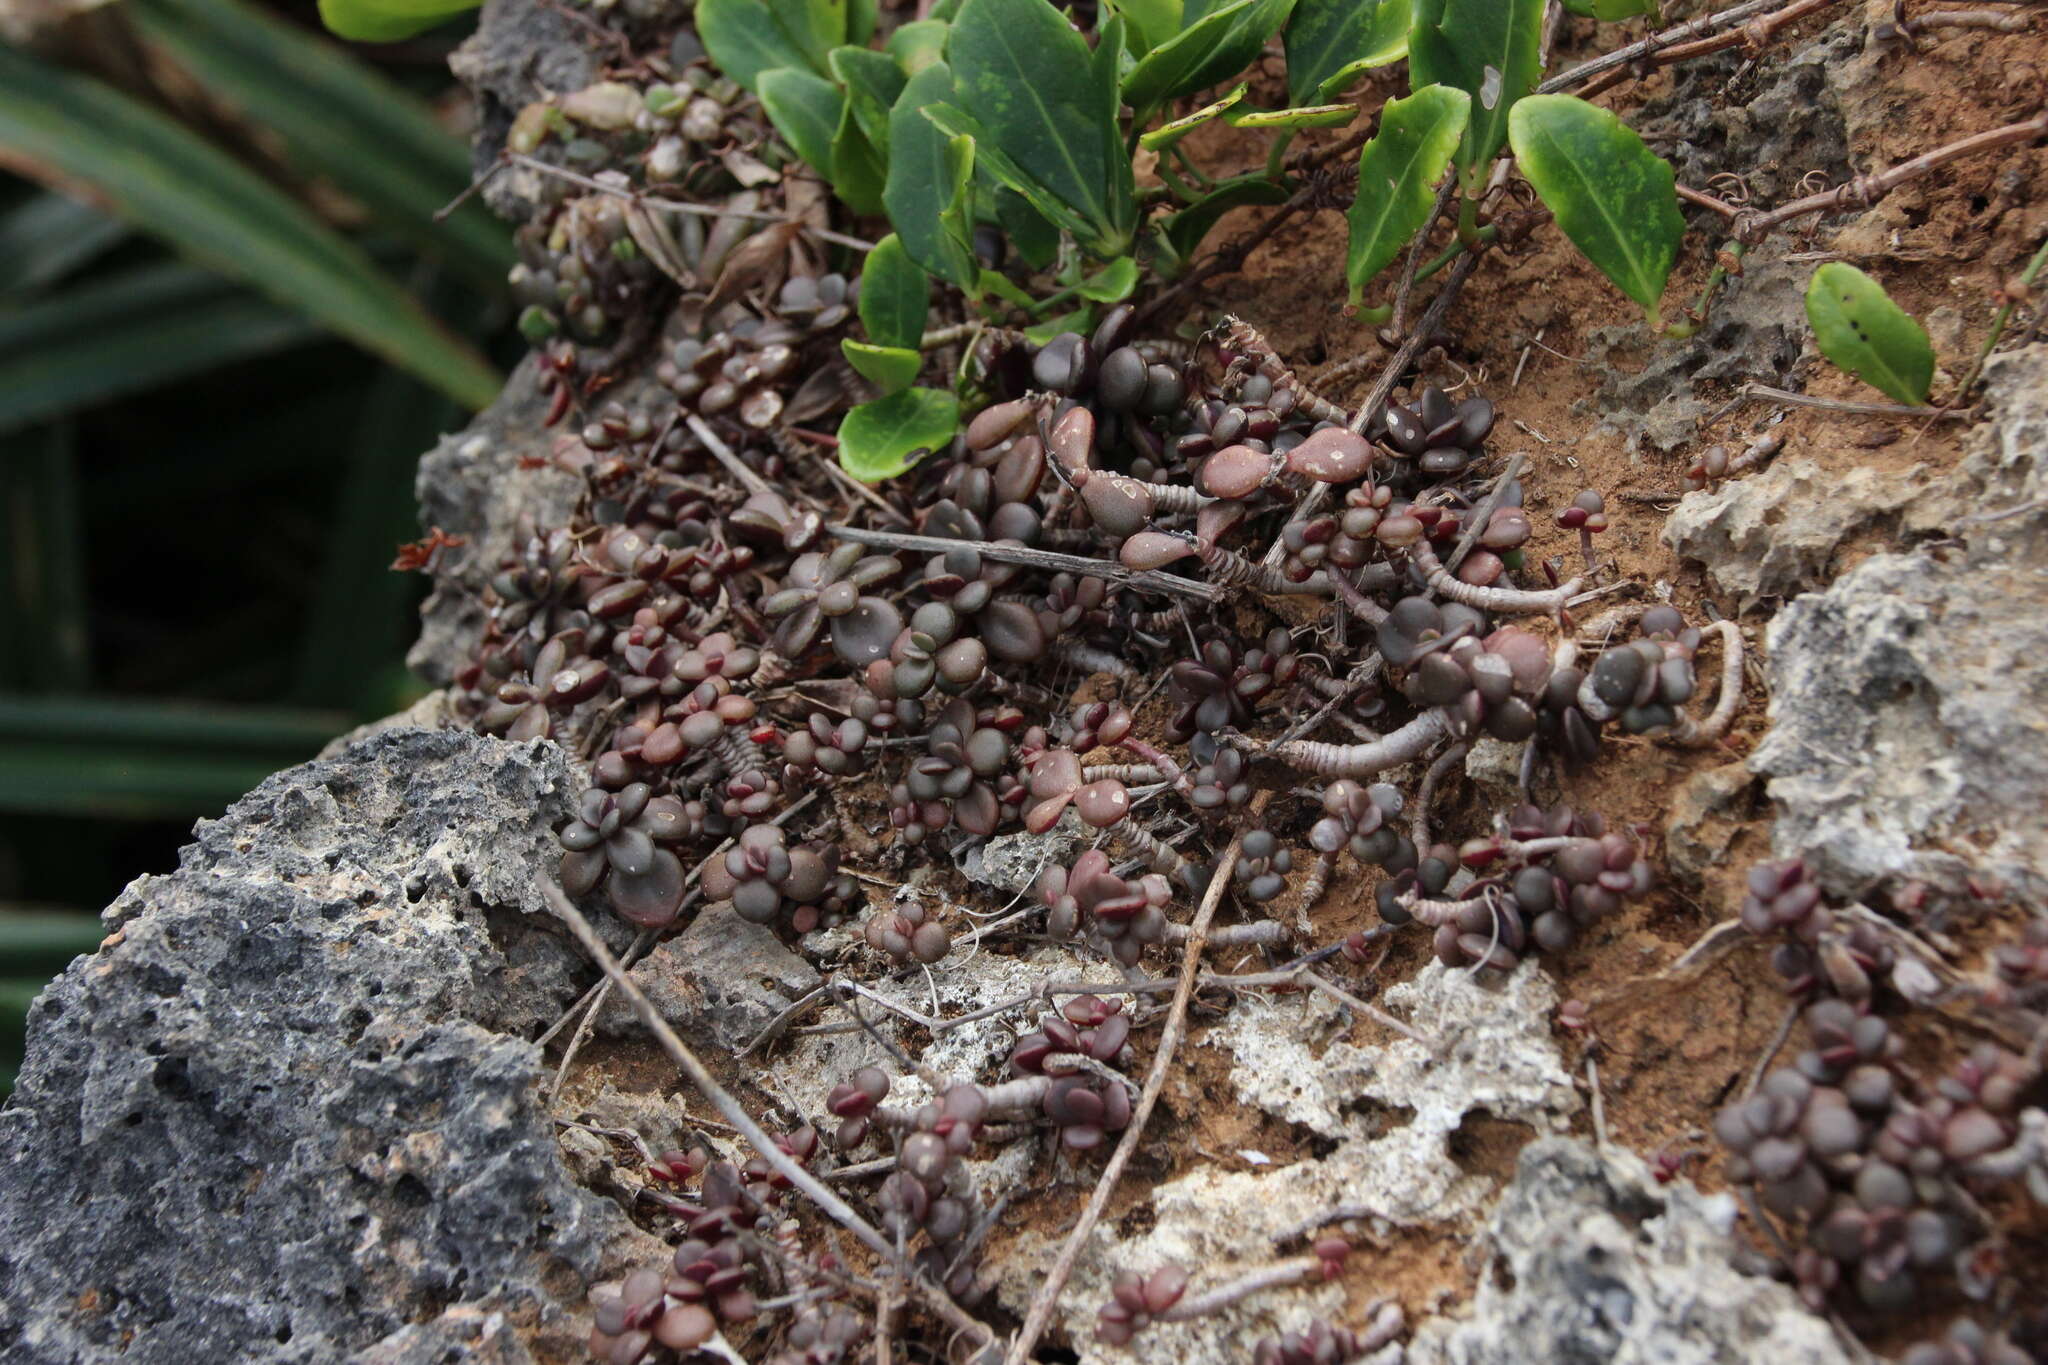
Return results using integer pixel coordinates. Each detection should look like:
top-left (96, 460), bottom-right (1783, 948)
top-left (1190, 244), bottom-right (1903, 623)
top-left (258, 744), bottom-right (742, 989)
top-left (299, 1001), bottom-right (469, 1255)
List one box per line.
top-left (554, 5), bottom-right (2048, 1356)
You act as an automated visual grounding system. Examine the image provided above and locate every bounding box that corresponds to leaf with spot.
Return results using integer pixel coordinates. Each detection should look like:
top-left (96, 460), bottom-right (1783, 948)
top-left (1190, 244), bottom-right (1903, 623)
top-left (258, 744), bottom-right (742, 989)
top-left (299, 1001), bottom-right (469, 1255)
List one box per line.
top-left (885, 62), bottom-right (979, 290)
top-left (858, 233), bottom-right (929, 350)
top-left (697, 0), bottom-right (830, 91)
top-left (1122, 0), bottom-right (1297, 119)
top-left (839, 386), bottom-right (960, 481)
top-left (1509, 93), bottom-right (1682, 327)
top-left (841, 339), bottom-right (923, 393)
top-left (1805, 263), bottom-right (1934, 405)
top-left (757, 66), bottom-right (845, 177)
top-left (1407, 0), bottom-right (1544, 192)
top-left (1285, 0), bottom-right (1410, 106)
top-left (944, 0), bottom-right (1132, 255)
top-left (1139, 83), bottom-right (1247, 152)
top-left (1345, 83), bottom-right (1468, 302)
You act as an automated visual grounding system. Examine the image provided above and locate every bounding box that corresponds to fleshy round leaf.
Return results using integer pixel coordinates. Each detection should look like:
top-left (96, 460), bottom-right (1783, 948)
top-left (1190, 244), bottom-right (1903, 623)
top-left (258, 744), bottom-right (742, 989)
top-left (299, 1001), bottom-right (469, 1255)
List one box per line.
top-left (841, 339), bottom-right (923, 394)
top-left (1804, 263), bottom-right (1934, 405)
top-left (317, 0), bottom-right (475, 40)
top-left (1408, 0), bottom-right (1545, 191)
top-left (1509, 93), bottom-right (1682, 326)
top-left (839, 387), bottom-right (961, 481)
top-left (1286, 0), bottom-right (1410, 105)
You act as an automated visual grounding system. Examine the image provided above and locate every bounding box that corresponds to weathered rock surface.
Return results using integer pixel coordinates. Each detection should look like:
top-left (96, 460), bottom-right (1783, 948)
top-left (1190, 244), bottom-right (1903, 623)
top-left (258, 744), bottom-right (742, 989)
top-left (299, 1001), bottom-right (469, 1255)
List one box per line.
top-left (1663, 455), bottom-right (1934, 610)
top-left (0, 729), bottom-right (655, 1364)
top-left (595, 902), bottom-right (820, 1049)
top-left (1752, 347), bottom-right (2048, 904)
top-left (995, 961), bottom-right (1580, 1364)
top-left (1407, 1139), bottom-right (1851, 1365)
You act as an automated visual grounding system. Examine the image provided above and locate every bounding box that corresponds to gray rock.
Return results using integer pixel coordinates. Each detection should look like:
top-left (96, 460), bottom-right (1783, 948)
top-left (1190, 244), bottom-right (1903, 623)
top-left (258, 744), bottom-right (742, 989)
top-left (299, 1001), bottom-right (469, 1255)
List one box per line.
top-left (1663, 762), bottom-right (1761, 888)
top-left (1584, 252), bottom-right (1809, 455)
top-left (0, 729), bottom-right (657, 1364)
top-left (596, 902), bottom-right (820, 1050)
top-left (1407, 1139), bottom-right (1850, 1365)
top-left (408, 360), bottom-right (582, 686)
top-left (450, 0), bottom-right (600, 220)
top-left (1663, 456), bottom-right (1934, 610)
top-left (1753, 347), bottom-right (2048, 905)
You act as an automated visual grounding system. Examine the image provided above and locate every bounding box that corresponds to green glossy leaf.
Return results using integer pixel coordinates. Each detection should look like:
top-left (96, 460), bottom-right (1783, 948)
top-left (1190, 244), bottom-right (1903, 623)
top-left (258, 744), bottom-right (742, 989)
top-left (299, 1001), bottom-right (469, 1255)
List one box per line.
top-left (1509, 93), bottom-right (1682, 325)
top-left (1105, 0), bottom-right (1183, 53)
top-left (1024, 308), bottom-right (1092, 344)
top-left (886, 18), bottom-right (951, 71)
top-left (922, 102), bottom-right (1098, 245)
top-left (698, 0), bottom-right (824, 92)
top-left (0, 49), bottom-right (498, 408)
top-left (1345, 84), bottom-right (1468, 301)
top-left (1409, 0), bottom-right (1544, 191)
top-left (0, 262), bottom-right (320, 436)
top-left (0, 193), bottom-right (125, 299)
top-left (828, 106), bottom-right (890, 216)
top-left (1123, 0), bottom-right (1297, 117)
top-left (945, 0), bottom-right (1132, 254)
top-left (997, 189), bottom-right (1061, 269)
top-left (1139, 83), bottom-right (1248, 151)
top-left (758, 66), bottom-right (846, 180)
top-left (1286, 0), bottom-right (1410, 105)
top-left (1564, 0), bottom-right (1655, 17)
top-left (977, 268), bottom-right (1039, 309)
top-left (886, 64), bottom-right (980, 290)
top-left (783, 0), bottom-right (852, 71)
top-left (832, 45), bottom-right (908, 156)
top-left (849, 0), bottom-right (879, 43)
top-left (1804, 263), bottom-right (1934, 405)
top-left (1075, 256), bottom-right (1141, 302)
top-left (860, 234), bottom-right (930, 349)
top-left (839, 387), bottom-right (960, 480)
top-left (841, 339), bottom-right (924, 392)
top-left (1226, 102), bottom-right (1354, 130)
top-left (317, 0), bottom-right (475, 41)
top-left (1161, 175), bottom-right (1289, 264)
top-left (135, 0), bottom-right (512, 292)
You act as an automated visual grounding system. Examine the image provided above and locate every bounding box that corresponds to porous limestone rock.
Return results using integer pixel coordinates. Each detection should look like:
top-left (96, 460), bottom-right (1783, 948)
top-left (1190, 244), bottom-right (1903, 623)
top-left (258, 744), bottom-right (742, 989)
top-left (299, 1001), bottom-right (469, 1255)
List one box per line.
top-left (1662, 456), bottom-right (1933, 610)
top-left (1752, 347), bottom-right (2048, 905)
top-left (0, 729), bottom-right (655, 1364)
top-left (991, 961), bottom-right (1579, 1363)
top-left (1407, 1139), bottom-right (1851, 1365)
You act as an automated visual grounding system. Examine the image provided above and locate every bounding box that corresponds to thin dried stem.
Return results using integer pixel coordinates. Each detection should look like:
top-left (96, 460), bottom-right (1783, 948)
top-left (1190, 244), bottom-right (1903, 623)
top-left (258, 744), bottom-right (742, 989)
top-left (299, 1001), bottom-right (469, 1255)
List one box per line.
top-left (1304, 970), bottom-right (1439, 1051)
top-left (539, 879), bottom-right (994, 1352)
top-left (1540, 0), bottom-right (1844, 95)
top-left (1002, 793), bottom-right (1272, 1365)
top-left (506, 153), bottom-right (876, 251)
top-left (827, 523), bottom-right (1223, 603)
top-left (1156, 1256), bottom-right (1323, 1320)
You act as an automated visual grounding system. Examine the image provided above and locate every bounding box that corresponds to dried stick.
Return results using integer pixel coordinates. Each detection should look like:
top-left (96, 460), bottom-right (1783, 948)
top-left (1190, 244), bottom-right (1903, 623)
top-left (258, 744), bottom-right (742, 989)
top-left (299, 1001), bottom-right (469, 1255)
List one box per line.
top-left (1001, 793), bottom-right (1272, 1365)
top-left (539, 879), bottom-right (994, 1352)
top-left (506, 153), bottom-right (876, 252)
top-left (1732, 109), bottom-right (2048, 245)
top-left (1539, 0), bottom-right (1844, 95)
top-left (1304, 970), bottom-right (1439, 1051)
top-left (827, 523), bottom-right (1223, 603)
